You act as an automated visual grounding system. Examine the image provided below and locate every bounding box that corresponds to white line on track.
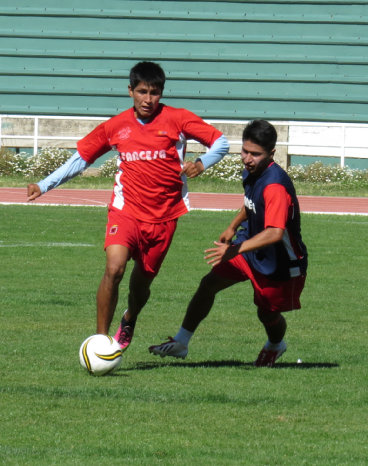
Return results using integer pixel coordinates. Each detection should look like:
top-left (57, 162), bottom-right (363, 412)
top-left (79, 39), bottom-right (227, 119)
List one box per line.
top-left (301, 211), bottom-right (368, 216)
top-left (191, 208), bottom-right (368, 215)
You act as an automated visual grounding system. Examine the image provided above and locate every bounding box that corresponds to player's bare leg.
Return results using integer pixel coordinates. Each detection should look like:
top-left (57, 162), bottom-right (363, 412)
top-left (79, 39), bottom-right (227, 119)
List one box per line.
top-left (96, 244), bottom-right (130, 334)
top-left (182, 271), bottom-right (237, 331)
top-left (149, 271), bottom-right (236, 358)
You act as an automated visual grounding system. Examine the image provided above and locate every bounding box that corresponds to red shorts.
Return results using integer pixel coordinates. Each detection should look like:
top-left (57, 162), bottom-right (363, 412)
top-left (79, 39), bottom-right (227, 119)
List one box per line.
top-left (214, 254), bottom-right (306, 312)
top-left (104, 210), bottom-right (178, 277)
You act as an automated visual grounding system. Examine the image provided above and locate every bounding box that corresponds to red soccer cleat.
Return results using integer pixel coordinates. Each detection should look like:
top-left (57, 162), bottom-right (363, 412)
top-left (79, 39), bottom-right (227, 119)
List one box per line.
top-left (254, 341), bottom-right (287, 367)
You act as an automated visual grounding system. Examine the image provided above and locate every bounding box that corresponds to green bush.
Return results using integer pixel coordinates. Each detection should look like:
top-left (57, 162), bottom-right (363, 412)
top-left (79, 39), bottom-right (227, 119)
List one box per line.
top-left (200, 154), bottom-right (243, 181)
top-left (1, 147), bottom-right (367, 188)
top-left (0, 148), bottom-right (29, 176)
top-left (99, 156), bottom-right (119, 177)
top-left (287, 161), bottom-right (368, 183)
top-left (200, 156), bottom-right (367, 185)
top-left (25, 147), bottom-right (73, 178)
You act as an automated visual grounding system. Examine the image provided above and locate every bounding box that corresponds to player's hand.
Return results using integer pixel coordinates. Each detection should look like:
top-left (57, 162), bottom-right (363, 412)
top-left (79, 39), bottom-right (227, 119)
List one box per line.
top-left (218, 226), bottom-right (236, 244)
top-left (204, 241), bottom-right (241, 267)
top-left (27, 183), bottom-right (42, 201)
top-left (180, 160), bottom-right (204, 179)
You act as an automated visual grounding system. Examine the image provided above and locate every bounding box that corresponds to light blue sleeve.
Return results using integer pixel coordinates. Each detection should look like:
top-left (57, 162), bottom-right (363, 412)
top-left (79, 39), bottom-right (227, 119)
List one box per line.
top-left (37, 151), bottom-right (90, 194)
top-left (196, 134), bottom-right (230, 170)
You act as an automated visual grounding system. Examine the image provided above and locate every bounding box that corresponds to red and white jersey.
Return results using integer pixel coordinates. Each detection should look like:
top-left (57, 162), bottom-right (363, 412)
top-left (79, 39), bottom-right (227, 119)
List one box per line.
top-left (77, 104), bottom-right (222, 222)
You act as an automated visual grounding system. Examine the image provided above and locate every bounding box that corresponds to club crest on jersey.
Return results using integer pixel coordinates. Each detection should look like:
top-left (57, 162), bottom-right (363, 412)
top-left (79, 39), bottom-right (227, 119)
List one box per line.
top-left (244, 196), bottom-right (257, 213)
top-left (157, 130), bottom-right (167, 136)
top-left (117, 127), bottom-right (132, 140)
top-left (109, 225), bottom-right (119, 235)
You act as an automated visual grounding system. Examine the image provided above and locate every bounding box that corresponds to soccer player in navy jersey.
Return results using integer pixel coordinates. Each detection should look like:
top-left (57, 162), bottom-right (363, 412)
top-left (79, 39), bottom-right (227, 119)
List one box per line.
top-left (27, 61), bottom-right (229, 352)
top-left (149, 120), bottom-right (308, 367)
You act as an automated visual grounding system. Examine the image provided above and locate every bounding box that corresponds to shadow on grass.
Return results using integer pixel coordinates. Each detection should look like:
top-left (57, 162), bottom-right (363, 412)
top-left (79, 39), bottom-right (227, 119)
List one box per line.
top-left (124, 360), bottom-right (339, 371)
top-left (274, 362), bottom-right (339, 369)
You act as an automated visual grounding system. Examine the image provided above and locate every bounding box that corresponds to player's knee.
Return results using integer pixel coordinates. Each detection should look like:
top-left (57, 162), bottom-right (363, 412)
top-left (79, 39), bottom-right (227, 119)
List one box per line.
top-left (104, 260), bottom-right (126, 282)
top-left (257, 308), bottom-right (282, 326)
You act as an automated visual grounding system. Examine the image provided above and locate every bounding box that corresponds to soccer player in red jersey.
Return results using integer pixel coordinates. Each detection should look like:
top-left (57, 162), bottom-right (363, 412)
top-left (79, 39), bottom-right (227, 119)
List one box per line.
top-left (149, 120), bottom-right (308, 367)
top-left (27, 62), bottom-right (229, 351)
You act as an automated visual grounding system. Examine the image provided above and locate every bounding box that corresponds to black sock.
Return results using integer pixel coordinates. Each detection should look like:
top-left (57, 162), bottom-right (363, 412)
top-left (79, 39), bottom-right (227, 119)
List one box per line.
top-left (121, 315), bottom-right (136, 329)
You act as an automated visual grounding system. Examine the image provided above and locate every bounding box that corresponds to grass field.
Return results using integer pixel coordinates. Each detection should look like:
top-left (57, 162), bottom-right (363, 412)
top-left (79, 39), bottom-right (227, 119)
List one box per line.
top-left (1, 205), bottom-right (367, 465)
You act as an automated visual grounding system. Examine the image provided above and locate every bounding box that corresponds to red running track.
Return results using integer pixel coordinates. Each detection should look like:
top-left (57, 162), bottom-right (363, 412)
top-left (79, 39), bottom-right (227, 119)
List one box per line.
top-left (0, 187), bottom-right (367, 215)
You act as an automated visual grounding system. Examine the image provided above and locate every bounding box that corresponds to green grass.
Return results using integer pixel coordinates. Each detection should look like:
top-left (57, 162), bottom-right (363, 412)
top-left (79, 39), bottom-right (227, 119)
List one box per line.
top-left (1, 206), bottom-right (367, 464)
top-left (1, 174), bottom-right (367, 196)
top-left (291, 180), bottom-right (367, 197)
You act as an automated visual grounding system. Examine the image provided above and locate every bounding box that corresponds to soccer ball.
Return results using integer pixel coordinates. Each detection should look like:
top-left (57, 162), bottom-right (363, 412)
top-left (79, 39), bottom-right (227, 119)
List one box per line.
top-left (79, 334), bottom-right (122, 376)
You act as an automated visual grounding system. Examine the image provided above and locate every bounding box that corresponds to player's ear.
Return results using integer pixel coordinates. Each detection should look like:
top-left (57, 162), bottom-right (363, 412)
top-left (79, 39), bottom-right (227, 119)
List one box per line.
top-left (128, 85), bottom-right (133, 97)
top-left (269, 148), bottom-right (276, 159)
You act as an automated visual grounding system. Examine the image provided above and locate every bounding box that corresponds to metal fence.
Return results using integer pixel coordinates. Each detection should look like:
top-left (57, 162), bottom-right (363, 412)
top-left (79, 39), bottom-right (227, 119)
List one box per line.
top-left (1, 114), bottom-right (368, 168)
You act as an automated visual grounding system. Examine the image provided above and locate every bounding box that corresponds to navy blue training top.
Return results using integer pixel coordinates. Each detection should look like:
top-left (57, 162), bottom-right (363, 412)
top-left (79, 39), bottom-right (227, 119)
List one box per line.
top-left (233, 162), bottom-right (308, 281)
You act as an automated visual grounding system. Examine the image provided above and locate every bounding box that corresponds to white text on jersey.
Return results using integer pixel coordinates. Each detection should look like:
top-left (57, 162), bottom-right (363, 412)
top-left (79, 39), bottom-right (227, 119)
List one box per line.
top-left (244, 196), bottom-right (257, 213)
top-left (120, 150), bottom-right (167, 161)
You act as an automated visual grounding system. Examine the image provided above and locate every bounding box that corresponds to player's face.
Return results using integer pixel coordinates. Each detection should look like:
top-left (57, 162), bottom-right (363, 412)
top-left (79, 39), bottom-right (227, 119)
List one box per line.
top-left (241, 139), bottom-right (275, 176)
top-left (129, 82), bottom-right (162, 120)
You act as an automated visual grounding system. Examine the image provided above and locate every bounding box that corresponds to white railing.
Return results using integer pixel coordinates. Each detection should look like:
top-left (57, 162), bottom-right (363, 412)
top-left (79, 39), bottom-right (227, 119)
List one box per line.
top-left (0, 115), bottom-right (107, 156)
top-left (286, 121), bottom-right (368, 168)
top-left (1, 114), bottom-right (368, 167)
top-left (206, 119), bottom-right (368, 168)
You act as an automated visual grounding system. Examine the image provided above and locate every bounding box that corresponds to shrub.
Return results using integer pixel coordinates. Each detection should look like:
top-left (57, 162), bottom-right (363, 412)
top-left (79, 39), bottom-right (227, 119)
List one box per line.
top-left (287, 162), bottom-right (368, 184)
top-left (91, 156), bottom-right (368, 186)
top-left (99, 156), bottom-right (119, 177)
top-left (1, 147), bottom-right (367, 188)
top-left (26, 147), bottom-right (73, 178)
top-left (200, 154), bottom-right (243, 182)
top-left (0, 148), bottom-right (29, 176)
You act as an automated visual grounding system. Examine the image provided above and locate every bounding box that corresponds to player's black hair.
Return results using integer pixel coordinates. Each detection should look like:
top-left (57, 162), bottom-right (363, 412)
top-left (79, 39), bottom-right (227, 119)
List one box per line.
top-left (129, 61), bottom-right (166, 92)
top-left (242, 120), bottom-right (277, 153)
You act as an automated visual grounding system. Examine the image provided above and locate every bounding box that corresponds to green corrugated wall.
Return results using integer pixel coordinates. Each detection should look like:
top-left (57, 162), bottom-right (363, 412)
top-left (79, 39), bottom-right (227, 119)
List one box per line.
top-left (0, 0), bottom-right (367, 122)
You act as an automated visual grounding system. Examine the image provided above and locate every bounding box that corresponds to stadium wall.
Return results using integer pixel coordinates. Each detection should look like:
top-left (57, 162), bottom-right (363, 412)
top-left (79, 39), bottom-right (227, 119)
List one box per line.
top-left (1, 1), bottom-right (368, 169)
top-left (1, 0), bottom-right (368, 122)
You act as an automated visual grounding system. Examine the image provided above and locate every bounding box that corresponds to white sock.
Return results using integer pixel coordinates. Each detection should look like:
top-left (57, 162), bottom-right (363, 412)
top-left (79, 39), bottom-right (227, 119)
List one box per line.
top-left (174, 327), bottom-right (193, 346)
top-left (264, 340), bottom-right (285, 351)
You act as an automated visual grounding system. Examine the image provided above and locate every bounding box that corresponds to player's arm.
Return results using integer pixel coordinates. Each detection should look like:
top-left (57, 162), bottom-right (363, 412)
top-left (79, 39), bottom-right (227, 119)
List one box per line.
top-left (218, 205), bottom-right (247, 244)
top-left (205, 185), bottom-right (290, 266)
top-left (237, 227), bottom-right (284, 254)
top-left (27, 151), bottom-right (90, 201)
top-left (236, 184), bottom-right (290, 253)
top-left (206, 226), bottom-right (283, 266)
top-left (181, 134), bottom-right (229, 179)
